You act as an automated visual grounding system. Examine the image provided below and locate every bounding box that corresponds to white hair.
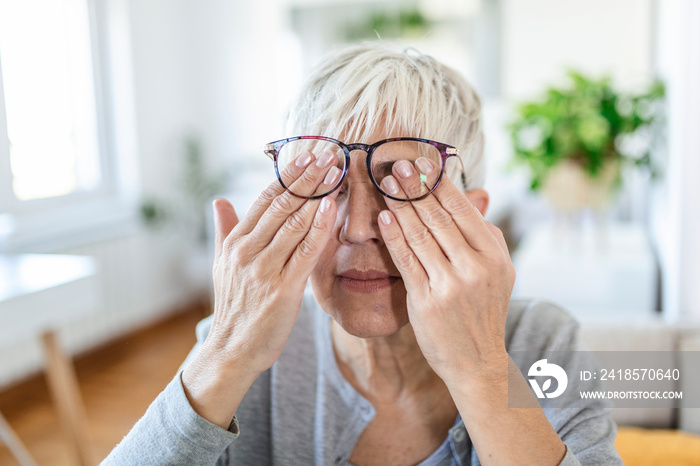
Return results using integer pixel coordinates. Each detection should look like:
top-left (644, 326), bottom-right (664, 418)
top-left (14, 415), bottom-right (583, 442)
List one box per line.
top-left (286, 42), bottom-right (485, 190)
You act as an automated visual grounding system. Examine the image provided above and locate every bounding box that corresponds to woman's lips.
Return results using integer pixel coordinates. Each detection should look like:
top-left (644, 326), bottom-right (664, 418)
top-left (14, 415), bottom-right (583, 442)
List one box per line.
top-left (337, 269), bottom-right (400, 293)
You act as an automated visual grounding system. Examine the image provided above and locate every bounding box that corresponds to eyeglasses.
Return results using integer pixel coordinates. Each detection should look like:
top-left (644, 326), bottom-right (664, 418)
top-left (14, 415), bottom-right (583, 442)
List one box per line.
top-left (263, 136), bottom-right (464, 202)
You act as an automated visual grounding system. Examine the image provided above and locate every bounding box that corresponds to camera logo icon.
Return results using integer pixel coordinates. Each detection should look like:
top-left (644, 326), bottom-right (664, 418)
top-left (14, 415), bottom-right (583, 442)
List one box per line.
top-left (528, 359), bottom-right (568, 399)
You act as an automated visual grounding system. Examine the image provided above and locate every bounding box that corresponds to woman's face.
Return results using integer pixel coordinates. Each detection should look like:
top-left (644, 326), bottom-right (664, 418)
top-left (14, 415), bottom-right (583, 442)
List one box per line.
top-left (308, 133), bottom-right (487, 339)
top-left (309, 131), bottom-right (409, 338)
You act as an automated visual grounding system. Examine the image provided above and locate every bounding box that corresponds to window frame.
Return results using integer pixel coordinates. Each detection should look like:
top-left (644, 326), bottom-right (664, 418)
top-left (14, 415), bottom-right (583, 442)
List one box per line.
top-left (0, 0), bottom-right (140, 252)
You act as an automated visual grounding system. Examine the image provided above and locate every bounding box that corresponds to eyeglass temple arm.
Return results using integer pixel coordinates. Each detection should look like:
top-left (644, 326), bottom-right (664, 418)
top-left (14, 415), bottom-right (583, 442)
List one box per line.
top-left (264, 144), bottom-right (276, 161)
top-left (446, 148), bottom-right (468, 190)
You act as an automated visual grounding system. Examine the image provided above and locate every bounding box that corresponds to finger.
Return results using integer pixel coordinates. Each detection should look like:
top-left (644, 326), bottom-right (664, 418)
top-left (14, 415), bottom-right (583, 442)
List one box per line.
top-left (377, 209), bottom-right (427, 291)
top-left (263, 177), bottom-right (341, 269)
top-left (425, 162), bottom-right (498, 252)
top-left (283, 194), bottom-right (338, 282)
top-left (250, 150), bottom-right (341, 250)
top-left (213, 198), bottom-right (239, 260)
top-left (390, 159), bottom-right (430, 199)
top-left (232, 150), bottom-right (317, 240)
top-left (392, 158), bottom-right (475, 265)
top-left (379, 174), bottom-right (450, 280)
top-left (485, 220), bottom-right (510, 256)
top-left (484, 221), bottom-right (516, 285)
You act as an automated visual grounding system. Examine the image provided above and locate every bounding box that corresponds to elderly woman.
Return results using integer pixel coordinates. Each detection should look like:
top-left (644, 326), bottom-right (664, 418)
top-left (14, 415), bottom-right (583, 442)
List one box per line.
top-left (104, 43), bottom-right (621, 465)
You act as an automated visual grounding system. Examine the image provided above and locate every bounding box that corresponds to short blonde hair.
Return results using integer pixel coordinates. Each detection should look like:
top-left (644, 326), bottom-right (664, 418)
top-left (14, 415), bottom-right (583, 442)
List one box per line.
top-left (286, 42), bottom-right (485, 190)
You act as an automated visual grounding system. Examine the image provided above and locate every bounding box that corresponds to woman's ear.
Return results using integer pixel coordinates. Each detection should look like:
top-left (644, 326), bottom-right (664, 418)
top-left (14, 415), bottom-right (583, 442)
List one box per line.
top-left (465, 188), bottom-right (489, 217)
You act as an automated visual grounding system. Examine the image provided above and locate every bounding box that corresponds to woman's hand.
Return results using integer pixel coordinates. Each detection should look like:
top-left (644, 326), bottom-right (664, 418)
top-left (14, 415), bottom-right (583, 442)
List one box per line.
top-left (376, 159), bottom-right (569, 465)
top-left (181, 150), bottom-right (341, 428)
top-left (376, 157), bottom-right (515, 387)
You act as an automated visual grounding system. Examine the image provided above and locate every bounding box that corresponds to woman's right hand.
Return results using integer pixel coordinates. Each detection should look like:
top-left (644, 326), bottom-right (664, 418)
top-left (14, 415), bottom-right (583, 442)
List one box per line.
top-left (181, 150), bottom-right (341, 428)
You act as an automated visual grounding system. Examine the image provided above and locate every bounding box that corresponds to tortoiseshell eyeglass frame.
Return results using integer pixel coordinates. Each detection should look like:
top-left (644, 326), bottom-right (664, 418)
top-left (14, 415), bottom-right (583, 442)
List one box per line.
top-left (263, 136), bottom-right (465, 202)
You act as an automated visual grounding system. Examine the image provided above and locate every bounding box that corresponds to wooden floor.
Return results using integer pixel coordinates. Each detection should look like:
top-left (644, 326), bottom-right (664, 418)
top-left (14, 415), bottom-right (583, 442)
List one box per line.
top-left (0, 303), bottom-right (207, 465)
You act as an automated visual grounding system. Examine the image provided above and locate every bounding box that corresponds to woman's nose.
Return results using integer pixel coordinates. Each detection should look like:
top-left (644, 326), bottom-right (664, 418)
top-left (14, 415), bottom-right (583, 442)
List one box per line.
top-left (337, 177), bottom-right (386, 246)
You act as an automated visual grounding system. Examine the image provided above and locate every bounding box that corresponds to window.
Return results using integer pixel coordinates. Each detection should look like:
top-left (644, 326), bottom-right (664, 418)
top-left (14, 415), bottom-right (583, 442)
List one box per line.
top-left (0, 0), bottom-right (107, 212)
top-left (0, 0), bottom-right (138, 251)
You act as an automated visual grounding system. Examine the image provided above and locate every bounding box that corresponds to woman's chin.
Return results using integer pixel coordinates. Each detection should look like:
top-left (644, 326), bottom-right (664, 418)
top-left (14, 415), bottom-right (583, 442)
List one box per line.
top-left (328, 300), bottom-right (409, 339)
top-left (313, 276), bottom-right (409, 338)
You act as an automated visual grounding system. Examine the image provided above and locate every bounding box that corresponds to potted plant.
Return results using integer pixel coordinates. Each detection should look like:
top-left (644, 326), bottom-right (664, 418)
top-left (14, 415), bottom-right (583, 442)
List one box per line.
top-left (508, 71), bottom-right (665, 212)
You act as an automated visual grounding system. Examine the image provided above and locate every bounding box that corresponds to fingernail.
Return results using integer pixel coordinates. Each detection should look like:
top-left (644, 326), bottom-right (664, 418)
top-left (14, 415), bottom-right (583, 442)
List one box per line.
top-left (396, 160), bottom-right (413, 178)
top-left (324, 166), bottom-right (341, 185)
top-left (316, 151), bottom-right (334, 168)
top-left (319, 197), bottom-right (331, 213)
top-left (295, 151), bottom-right (313, 168)
top-left (379, 211), bottom-right (392, 225)
top-left (382, 176), bottom-right (400, 195)
top-left (415, 157), bottom-right (434, 174)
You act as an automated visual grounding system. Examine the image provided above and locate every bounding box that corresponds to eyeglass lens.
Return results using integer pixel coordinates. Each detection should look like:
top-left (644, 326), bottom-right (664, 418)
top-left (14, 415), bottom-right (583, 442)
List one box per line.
top-left (276, 139), bottom-right (441, 200)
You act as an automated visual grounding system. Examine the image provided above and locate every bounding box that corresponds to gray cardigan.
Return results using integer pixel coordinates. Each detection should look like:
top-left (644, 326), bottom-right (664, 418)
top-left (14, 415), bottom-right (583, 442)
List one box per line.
top-left (103, 287), bottom-right (623, 465)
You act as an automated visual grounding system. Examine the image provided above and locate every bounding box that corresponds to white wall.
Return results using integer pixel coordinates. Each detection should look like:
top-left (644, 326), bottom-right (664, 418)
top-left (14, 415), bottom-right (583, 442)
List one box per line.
top-left (127, 0), bottom-right (296, 215)
top-left (127, 0), bottom-right (199, 197)
top-left (178, 0), bottom-right (296, 169)
top-left (501, 0), bottom-right (653, 101)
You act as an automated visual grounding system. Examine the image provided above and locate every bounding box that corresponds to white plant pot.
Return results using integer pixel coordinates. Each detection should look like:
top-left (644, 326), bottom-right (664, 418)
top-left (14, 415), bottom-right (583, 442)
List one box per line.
top-left (541, 160), bottom-right (620, 213)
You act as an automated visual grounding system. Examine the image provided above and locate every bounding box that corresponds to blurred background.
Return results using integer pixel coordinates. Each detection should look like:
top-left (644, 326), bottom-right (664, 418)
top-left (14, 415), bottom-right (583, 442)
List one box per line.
top-left (0, 0), bottom-right (699, 464)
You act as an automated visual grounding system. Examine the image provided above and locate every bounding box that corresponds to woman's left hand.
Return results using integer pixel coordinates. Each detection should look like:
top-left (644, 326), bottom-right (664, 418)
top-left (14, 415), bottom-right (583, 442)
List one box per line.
top-left (377, 157), bottom-right (515, 387)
